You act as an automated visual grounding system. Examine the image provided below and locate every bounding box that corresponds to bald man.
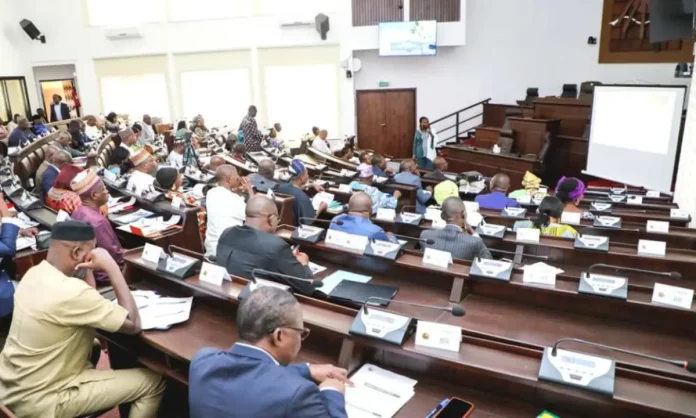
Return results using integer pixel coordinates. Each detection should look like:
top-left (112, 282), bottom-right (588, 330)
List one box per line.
top-left (215, 195), bottom-right (317, 295)
top-left (330, 193), bottom-right (397, 243)
top-left (204, 164), bottom-right (254, 256)
top-left (34, 145), bottom-right (59, 196)
top-left (41, 150), bottom-right (73, 199)
top-left (394, 159), bottom-right (433, 214)
top-left (248, 159), bottom-right (278, 193)
top-left (424, 157), bottom-right (449, 180)
top-left (420, 196), bottom-right (492, 261)
top-left (207, 155), bottom-right (226, 172)
top-left (474, 173), bottom-right (520, 210)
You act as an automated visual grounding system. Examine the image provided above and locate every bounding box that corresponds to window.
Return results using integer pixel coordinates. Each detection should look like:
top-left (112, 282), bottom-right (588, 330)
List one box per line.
top-left (169, 0), bottom-right (251, 21)
top-left (0, 78), bottom-right (31, 122)
top-left (181, 70), bottom-right (251, 127)
top-left (86, 0), bottom-right (165, 26)
top-left (100, 74), bottom-right (170, 121)
top-left (263, 64), bottom-right (338, 139)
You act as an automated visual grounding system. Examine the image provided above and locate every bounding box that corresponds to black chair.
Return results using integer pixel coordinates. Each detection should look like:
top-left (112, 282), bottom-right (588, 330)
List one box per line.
top-left (579, 81), bottom-right (601, 99)
top-left (561, 84), bottom-right (578, 98)
top-left (517, 87), bottom-right (539, 106)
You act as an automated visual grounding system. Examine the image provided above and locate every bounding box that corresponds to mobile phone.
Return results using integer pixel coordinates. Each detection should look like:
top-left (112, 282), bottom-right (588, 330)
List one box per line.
top-left (433, 397), bottom-right (475, 418)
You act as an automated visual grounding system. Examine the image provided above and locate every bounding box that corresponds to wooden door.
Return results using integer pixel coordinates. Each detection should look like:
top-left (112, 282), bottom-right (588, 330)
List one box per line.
top-left (356, 89), bottom-right (416, 158)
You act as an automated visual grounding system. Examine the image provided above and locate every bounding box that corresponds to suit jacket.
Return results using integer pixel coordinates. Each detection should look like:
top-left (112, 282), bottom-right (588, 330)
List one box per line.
top-left (189, 344), bottom-right (347, 418)
top-left (50, 103), bottom-right (71, 123)
top-left (216, 225), bottom-right (316, 295)
top-left (0, 220), bottom-right (21, 317)
top-left (393, 172), bottom-right (432, 213)
top-left (41, 165), bottom-right (60, 198)
top-left (420, 224), bottom-right (492, 261)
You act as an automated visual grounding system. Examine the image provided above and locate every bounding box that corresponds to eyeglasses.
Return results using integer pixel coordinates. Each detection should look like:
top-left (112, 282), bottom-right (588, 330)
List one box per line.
top-left (281, 326), bottom-right (311, 341)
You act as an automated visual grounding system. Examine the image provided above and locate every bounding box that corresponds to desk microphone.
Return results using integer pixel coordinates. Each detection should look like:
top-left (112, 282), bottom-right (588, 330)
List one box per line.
top-left (551, 338), bottom-right (696, 373)
top-left (251, 268), bottom-right (323, 287)
top-left (362, 296), bottom-right (465, 317)
top-left (588, 264), bottom-right (681, 280)
top-left (487, 248), bottom-right (548, 261)
top-left (299, 218), bottom-right (344, 227)
top-left (400, 206), bottom-right (419, 213)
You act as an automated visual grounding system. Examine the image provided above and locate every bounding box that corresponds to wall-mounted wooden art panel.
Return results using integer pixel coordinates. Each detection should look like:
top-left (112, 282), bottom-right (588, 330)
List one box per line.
top-left (599, 0), bottom-right (693, 64)
top-left (352, 0), bottom-right (403, 27)
top-left (410, 0), bottom-right (460, 22)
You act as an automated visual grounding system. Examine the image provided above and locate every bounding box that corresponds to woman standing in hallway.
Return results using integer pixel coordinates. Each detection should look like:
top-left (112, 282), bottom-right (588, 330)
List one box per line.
top-left (413, 116), bottom-right (437, 170)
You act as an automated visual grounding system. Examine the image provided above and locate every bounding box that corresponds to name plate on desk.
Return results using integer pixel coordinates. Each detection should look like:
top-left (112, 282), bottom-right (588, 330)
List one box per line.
top-left (376, 208), bottom-right (396, 222)
top-left (593, 216), bottom-right (621, 229)
top-left (156, 253), bottom-right (202, 279)
top-left (610, 187), bottom-right (626, 195)
top-left (646, 190), bottom-right (661, 198)
top-left (424, 207), bottom-right (442, 221)
top-left (637, 239), bottom-right (666, 257)
top-left (199, 262), bottom-right (230, 287)
top-left (516, 195), bottom-right (532, 204)
top-left (470, 258), bottom-right (513, 281)
top-left (422, 248), bottom-right (452, 269)
top-left (538, 347), bottom-right (615, 396)
top-left (560, 211), bottom-right (581, 225)
top-left (609, 195), bottom-right (626, 203)
top-left (292, 225), bottom-right (325, 244)
top-left (646, 220), bottom-right (669, 234)
top-left (325, 230), bottom-right (368, 254)
top-left (476, 223), bottom-right (506, 239)
top-left (364, 240), bottom-right (402, 260)
top-left (141, 243), bottom-right (164, 264)
top-left (463, 201), bottom-right (479, 213)
top-left (349, 308), bottom-right (414, 345)
top-left (578, 273), bottom-right (628, 300)
top-left (590, 202), bottom-right (612, 213)
top-left (396, 212), bottom-right (422, 225)
top-left (652, 283), bottom-right (694, 310)
top-left (627, 195), bottom-right (643, 205)
top-left (516, 228), bottom-right (540, 243)
top-left (415, 321), bottom-right (461, 352)
top-left (501, 207), bottom-right (527, 218)
top-left (338, 184), bottom-right (352, 193)
top-left (574, 235), bottom-right (609, 252)
top-left (670, 208), bottom-right (690, 220)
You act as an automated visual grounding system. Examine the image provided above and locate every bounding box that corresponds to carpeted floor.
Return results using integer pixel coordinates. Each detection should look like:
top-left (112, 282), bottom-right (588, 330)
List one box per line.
top-left (96, 351), bottom-right (121, 418)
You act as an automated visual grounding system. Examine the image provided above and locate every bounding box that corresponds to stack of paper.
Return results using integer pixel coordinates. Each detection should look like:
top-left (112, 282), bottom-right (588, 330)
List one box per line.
top-left (108, 197), bottom-right (136, 214)
top-left (117, 290), bottom-right (193, 330)
top-left (113, 209), bottom-right (155, 224)
top-left (312, 192), bottom-right (335, 210)
top-left (16, 213), bottom-right (39, 229)
top-left (15, 236), bottom-right (36, 251)
top-left (345, 364), bottom-right (417, 418)
top-left (117, 215), bottom-right (181, 236)
top-left (318, 270), bottom-right (371, 295)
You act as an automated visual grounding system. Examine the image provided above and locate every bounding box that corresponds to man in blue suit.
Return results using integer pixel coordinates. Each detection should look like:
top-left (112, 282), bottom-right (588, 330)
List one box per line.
top-left (189, 286), bottom-right (349, 418)
top-left (41, 150), bottom-right (72, 198)
top-left (394, 159), bottom-right (433, 214)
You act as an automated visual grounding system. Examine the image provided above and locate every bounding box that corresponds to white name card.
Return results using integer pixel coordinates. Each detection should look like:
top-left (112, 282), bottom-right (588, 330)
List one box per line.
top-left (646, 220), bottom-right (669, 234)
top-left (199, 262), bottom-right (230, 286)
top-left (422, 248), bottom-right (452, 269)
top-left (431, 218), bottom-right (447, 229)
top-left (670, 208), bottom-right (690, 219)
top-left (539, 187), bottom-right (548, 194)
top-left (627, 195), bottom-right (643, 205)
top-left (338, 184), bottom-right (352, 193)
top-left (415, 321), bottom-right (461, 352)
top-left (425, 207), bottom-right (442, 221)
top-left (638, 239), bottom-right (666, 257)
top-left (523, 266), bottom-right (557, 287)
top-left (463, 201), bottom-right (480, 214)
top-left (56, 210), bottom-right (71, 223)
top-left (646, 190), bottom-right (660, 198)
top-left (376, 208), bottom-right (396, 222)
top-left (171, 195), bottom-right (184, 209)
top-left (561, 211), bottom-right (581, 225)
top-left (141, 243), bottom-right (163, 264)
top-left (652, 283), bottom-right (694, 310)
top-left (516, 195), bottom-right (531, 204)
top-left (325, 230), bottom-right (368, 253)
top-left (516, 228), bottom-right (540, 243)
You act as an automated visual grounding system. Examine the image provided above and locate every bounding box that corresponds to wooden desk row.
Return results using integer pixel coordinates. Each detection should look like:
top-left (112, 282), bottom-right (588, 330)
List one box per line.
top-left (105, 244), bottom-right (696, 417)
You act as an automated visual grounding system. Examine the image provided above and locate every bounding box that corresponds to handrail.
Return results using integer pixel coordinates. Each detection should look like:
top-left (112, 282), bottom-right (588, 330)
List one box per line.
top-left (430, 98), bottom-right (492, 125)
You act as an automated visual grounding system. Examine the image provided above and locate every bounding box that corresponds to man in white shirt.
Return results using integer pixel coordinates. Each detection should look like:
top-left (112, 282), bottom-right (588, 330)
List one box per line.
top-left (204, 164), bottom-right (254, 257)
top-left (139, 114), bottom-right (155, 146)
top-left (126, 149), bottom-right (159, 195)
top-left (167, 140), bottom-right (184, 168)
top-left (84, 115), bottom-right (103, 140)
top-left (311, 130), bottom-right (331, 154)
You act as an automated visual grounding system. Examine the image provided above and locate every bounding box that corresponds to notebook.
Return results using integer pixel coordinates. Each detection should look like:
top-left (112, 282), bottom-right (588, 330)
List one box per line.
top-left (328, 281), bottom-right (398, 306)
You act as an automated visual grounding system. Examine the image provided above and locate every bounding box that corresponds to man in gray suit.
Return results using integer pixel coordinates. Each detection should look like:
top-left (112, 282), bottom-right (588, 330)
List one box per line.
top-left (420, 196), bottom-right (492, 261)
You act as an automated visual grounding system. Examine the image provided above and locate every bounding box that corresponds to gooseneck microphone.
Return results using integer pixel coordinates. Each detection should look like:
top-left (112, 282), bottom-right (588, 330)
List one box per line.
top-left (251, 268), bottom-right (322, 288)
top-left (487, 248), bottom-right (548, 261)
top-left (299, 218), bottom-right (344, 227)
top-left (551, 338), bottom-right (696, 373)
top-left (372, 232), bottom-right (433, 245)
top-left (588, 264), bottom-right (681, 280)
top-left (362, 296), bottom-right (465, 317)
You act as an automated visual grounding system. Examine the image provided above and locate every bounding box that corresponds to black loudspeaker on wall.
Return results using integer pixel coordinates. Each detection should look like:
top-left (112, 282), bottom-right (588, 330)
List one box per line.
top-left (20, 19), bottom-right (46, 43)
top-left (315, 14), bottom-right (330, 40)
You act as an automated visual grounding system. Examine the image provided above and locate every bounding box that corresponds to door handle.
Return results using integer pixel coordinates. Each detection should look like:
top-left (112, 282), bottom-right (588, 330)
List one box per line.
top-left (380, 123), bottom-right (386, 127)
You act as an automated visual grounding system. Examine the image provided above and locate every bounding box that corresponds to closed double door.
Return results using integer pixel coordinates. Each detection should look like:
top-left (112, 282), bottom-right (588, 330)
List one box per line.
top-left (356, 89), bottom-right (416, 158)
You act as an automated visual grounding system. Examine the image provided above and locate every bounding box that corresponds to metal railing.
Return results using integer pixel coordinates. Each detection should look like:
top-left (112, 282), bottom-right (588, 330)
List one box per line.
top-left (430, 98), bottom-right (491, 145)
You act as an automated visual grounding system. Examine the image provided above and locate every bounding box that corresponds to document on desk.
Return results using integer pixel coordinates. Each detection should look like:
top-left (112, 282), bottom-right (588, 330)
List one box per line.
top-left (312, 192), bottom-right (335, 210)
top-left (346, 363), bottom-right (416, 418)
top-left (318, 270), bottom-right (371, 295)
top-left (16, 212), bottom-right (39, 228)
top-left (15, 236), bottom-right (36, 251)
top-left (139, 296), bottom-right (193, 330)
top-left (308, 262), bottom-right (327, 275)
top-left (113, 209), bottom-right (155, 224)
top-left (108, 197), bottom-right (136, 214)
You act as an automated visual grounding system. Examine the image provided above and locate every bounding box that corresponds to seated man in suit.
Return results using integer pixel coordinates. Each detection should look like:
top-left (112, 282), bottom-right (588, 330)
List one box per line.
top-left (41, 150), bottom-right (72, 199)
top-left (55, 130), bottom-right (85, 158)
top-left (370, 154), bottom-right (391, 177)
top-left (0, 221), bottom-right (165, 417)
top-left (475, 173), bottom-right (520, 210)
top-left (216, 195), bottom-right (317, 295)
top-left (248, 159), bottom-right (279, 193)
top-left (8, 117), bottom-right (36, 147)
top-left (33, 145), bottom-right (58, 196)
top-left (420, 196), bottom-right (492, 261)
top-left (424, 156), bottom-right (449, 180)
top-left (189, 286), bottom-right (348, 417)
top-left (331, 192), bottom-right (397, 243)
top-left (277, 159), bottom-right (327, 226)
top-left (394, 159), bottom-right (432, 214)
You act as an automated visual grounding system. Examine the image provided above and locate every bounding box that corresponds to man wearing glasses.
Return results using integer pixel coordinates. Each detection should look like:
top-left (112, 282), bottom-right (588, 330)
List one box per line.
top-left (189, 286), bottom-right (349, 417)
top-left (215, 195), bottom-right (317, 295)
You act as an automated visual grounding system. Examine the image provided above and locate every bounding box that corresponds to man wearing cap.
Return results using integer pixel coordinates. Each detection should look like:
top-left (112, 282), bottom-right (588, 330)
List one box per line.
top-left (119, 127), bottom-right (142, 155)
top-left (348, 165), bottom-right (400, 214)
top-left (71, 169), bottom-right (124, 284)
top-left (331, 193), bottom-right (397, 243)
top-left (127, 149), bottom-right (159, 195)
top-left (167, 139), bottom-right (185, 168)
top-left (433, 180), bottom-right (459, 206)
top-left (277, 159), bottom-right (328, 226)
top-left (0, 221), bottom-right (166, 417)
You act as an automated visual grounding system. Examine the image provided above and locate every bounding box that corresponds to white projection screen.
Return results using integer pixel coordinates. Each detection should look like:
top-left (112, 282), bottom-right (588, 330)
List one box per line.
top-left (585, 85), bottom-right (686, 191)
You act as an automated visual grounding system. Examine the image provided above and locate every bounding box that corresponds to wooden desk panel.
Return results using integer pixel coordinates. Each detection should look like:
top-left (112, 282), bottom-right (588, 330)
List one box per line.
top-left (533, 101), bottom-right (591, 137)
top-left (441, 145), bottom-right (539, 188)
top-left (481, 103), bottom-right (521, 128)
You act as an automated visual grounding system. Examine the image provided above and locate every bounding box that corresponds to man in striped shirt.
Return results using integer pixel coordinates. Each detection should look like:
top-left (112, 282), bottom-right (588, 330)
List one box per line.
top-left (239, 105), bottom-right (264, 153)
